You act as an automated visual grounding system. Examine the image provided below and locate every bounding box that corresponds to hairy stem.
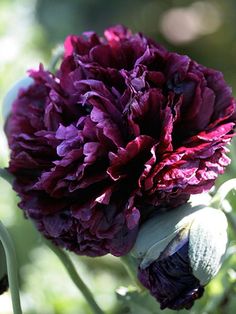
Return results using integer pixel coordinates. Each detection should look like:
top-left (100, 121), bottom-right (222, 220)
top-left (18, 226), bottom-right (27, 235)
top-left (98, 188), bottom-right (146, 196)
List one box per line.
top-left (211, 178), bottom-right (236, 209)
top-left (47, 241), bottom-right (104, 314)
top-left (210, 179), bottom-right (236, 235)
top-left (120, 255), bottom-right (144, 291)
top-left (223, 210), bottom-right (236, 236)
top-left (0, 222), bottom-right (22, 314)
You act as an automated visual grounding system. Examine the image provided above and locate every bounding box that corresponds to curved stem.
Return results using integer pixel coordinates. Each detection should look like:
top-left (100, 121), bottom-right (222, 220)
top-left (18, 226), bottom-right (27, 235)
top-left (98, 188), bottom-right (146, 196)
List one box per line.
top-left (222, 209), bottom-right (236, 237)
top-left (211, 178), bottom-right (236, 209)
top-left (120, 255), bottom-right (144, 291)
top-left (210, 179), bottom-right (236, 236)
top-left (0, 221), bottom-right (22, 314)
top-left (47, 241), bottom-right (104, 314)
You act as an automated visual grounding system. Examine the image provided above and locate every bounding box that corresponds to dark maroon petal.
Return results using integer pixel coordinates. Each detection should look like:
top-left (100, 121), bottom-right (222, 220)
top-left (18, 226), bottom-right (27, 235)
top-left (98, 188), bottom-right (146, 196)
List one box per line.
top-left (104, 25), bottom-right (132, 43)
top-left (125, 206), bottom-right (140, 230)
top-left (5, 25), bottom-right (236, 257)
top-left (138, 241), bottom-right (204, 310)
top-left (107, 135), bottom-right (154, 181)
top-left (64, 32), bottom-right (100, 57)
top-left (43, 213), bottom-right (73, 238)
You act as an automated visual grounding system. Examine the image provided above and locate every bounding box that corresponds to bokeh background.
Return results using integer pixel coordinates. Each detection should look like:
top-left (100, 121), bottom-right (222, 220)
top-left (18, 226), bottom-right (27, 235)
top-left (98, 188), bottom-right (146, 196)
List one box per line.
top-left (1, 0), bottom-right (236, 313)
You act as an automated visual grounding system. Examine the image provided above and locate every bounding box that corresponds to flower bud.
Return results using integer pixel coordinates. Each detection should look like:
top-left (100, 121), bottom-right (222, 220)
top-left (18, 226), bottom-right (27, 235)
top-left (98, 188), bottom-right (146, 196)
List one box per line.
top-left (132, 204), bottom-right (228, 310)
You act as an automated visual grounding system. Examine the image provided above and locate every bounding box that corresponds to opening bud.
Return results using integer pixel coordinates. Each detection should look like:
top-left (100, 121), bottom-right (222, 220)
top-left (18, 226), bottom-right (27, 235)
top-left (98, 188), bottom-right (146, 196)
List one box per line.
top-left (132, 204), bottom-right (228, 310)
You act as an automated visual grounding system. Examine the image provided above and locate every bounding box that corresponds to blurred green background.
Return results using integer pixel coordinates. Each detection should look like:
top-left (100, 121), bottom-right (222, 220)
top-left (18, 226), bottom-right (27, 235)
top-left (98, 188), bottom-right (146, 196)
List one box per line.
top-left (0, 0), bottom-right (236, 313)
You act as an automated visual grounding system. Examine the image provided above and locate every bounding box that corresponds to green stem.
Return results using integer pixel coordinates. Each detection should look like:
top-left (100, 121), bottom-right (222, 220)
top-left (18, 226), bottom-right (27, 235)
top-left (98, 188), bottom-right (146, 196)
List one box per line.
top-left (210, 179), bottom-right (236, 236)
top-left (47, 241), bottom-right (104, 314)
top-left (120, 255), bottom-right (144, 291)
top-left (0, 222), bottom-right (22, 314)
top-left (223, 210), bottom-right (236, 236)
top-left (211, 178), bottom-right (236, 209)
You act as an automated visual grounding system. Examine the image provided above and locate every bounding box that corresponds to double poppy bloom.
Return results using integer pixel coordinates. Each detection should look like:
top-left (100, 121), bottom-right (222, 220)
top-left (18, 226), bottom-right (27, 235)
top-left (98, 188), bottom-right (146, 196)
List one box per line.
top-left (5, 25), bottom-right (236, 259)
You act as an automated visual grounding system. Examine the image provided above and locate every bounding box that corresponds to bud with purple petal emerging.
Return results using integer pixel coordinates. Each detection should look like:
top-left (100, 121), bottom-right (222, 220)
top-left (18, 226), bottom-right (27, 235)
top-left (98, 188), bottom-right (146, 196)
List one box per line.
top-left (132, 204), bottom-right (228, 310)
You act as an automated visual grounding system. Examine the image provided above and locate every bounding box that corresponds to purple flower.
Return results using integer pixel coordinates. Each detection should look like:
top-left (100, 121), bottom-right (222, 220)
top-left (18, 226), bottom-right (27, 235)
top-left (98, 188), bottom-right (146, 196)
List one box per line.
top-left (138, 241), bottom-right (204, 310)
top-left (5, 25), bottom-right (236, 256)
